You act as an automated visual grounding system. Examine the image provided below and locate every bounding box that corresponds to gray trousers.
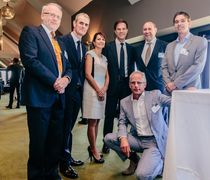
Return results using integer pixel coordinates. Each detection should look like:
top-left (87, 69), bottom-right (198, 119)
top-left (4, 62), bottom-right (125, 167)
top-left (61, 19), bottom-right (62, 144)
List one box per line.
top-left (104, 133), bottom-right (163, 180)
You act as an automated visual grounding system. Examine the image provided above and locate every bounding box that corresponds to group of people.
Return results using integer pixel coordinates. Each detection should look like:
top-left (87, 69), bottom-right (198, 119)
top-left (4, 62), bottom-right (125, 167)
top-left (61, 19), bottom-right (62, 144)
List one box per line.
top-left (18, 2), bottom-right (207, 180)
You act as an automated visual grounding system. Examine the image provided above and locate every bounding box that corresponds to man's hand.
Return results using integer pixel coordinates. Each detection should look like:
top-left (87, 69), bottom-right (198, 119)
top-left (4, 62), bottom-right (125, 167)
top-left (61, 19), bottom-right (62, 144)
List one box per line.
top-left (120, 137), bottom-right (130, 157)
top-left (53, 77), bottom-right (70, 94)
top-left (166, 82), bottom-right (176, 92)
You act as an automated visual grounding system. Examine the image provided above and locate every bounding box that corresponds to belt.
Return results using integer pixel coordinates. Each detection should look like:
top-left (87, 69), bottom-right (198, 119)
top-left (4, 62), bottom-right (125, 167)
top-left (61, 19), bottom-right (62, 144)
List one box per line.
top-left (138, 135), bottom-right (155, 139)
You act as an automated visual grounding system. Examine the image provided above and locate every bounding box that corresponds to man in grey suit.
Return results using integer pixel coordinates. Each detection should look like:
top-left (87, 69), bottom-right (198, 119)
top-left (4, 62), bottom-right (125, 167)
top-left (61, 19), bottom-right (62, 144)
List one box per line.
top-left (104, 71), bottom-right (170, 179)
top-left (162, 11), bottom-right (208, 95)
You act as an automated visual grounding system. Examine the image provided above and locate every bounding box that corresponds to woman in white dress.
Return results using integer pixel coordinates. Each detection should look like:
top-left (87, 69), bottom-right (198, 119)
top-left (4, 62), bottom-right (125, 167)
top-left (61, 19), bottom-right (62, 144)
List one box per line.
top-left (83, 32), bottom-right (109, 163)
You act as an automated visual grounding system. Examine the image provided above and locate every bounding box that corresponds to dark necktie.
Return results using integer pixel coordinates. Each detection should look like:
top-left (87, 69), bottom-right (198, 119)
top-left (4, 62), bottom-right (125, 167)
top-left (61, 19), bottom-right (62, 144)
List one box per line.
top-left (77, 40), bottom-right (81, 61)
top-left (120, 43), bottom-right (125, 78)
top-left (145, 42), bottom-right (152, 66)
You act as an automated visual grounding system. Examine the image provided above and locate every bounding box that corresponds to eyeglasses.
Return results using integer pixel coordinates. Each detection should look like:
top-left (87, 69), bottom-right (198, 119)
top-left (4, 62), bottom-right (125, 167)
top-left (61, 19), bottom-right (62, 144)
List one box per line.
top-left (130, 81), bottom-right (146, 85)
top-left (43, 12), bottom-right (61, 20)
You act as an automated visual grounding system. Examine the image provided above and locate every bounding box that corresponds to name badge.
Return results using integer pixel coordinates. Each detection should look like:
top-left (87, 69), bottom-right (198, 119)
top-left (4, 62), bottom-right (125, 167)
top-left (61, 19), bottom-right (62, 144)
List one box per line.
top-left (158, 52), bottom-right (165, 58)
top-left (180, 48), bottom-right (189, 56)
top-left (152, 104), bottom-right (160, 113)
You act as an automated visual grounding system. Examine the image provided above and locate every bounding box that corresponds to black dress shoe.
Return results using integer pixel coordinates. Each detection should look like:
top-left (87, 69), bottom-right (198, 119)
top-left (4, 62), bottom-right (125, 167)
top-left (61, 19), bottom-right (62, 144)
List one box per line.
top-left (102, 144), bottom-right (110, 154)
top-left (6, 105), bottom-right (12, 109)
top-left (78, 118), bottom-right (88, 125)
top-left (70, 158), bottom-right (84, 166)
top-left (59, 164), bottom-right (78, 179)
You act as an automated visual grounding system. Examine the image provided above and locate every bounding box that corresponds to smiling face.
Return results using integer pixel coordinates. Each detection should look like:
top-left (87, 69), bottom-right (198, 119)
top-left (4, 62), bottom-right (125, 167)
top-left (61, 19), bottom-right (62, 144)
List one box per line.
top-left (41, 3), bottom-right (62, 32)
top-left (114, 22), bottom-right (128, 42)
top-left (93, 34), bottom-right (106, 50)
top-left (174, 14), bottom-right (191, 36)
top-left (143, 22), bottom-right (157, 42)
top-left (73, 13), bottom-right (90, 38)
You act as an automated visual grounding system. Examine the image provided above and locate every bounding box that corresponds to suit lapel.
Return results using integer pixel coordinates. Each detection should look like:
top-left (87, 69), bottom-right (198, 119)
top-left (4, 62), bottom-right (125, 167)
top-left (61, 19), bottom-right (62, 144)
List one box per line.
top-left (111, 41), bottom-right (119, 68)
top-left (38, 26), bottom-right (58, 72)
top-left (137, 42), bottom-right (146, 68)
top-left (144, 92), bottom-right (153, 122)
top-left (176, 34), bottom-right (193, 68)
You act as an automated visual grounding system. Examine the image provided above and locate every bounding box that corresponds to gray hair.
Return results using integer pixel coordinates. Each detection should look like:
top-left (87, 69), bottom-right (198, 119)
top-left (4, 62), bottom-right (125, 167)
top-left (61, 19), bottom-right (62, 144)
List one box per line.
top-left (41, 3), bottom-right (62, 14)
top-left (129, 71), bottom-right (147, 83)
top-left (74, 12), bottom-right (90, 22)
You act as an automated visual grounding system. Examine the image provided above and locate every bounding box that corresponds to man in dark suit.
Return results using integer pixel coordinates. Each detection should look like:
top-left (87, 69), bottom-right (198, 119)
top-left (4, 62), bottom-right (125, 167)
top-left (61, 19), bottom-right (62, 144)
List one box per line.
top-left (6, 57), bottom-right (23, 109)
top-left (59, 13), bottom-right (90, 179)
top-left (102, 19), bottom-right (135, 154)
top-left (19, 3), bottom-right (71, 180)
top-left (136, 21), bottom-right (167, 92)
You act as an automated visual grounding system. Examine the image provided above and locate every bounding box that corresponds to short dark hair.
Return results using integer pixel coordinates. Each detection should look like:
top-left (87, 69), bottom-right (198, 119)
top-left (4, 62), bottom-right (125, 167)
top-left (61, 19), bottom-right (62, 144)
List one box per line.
top-left (92, 32), bottom-right (106, 48)
top-left (113, 19), bottom-right (128, 30)
top-left (173, 11), bottom-right (191, 24)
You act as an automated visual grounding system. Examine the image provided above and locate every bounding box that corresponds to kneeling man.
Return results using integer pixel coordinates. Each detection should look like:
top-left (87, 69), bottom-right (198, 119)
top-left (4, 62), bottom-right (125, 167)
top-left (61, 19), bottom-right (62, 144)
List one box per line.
top-left (104, 71), bottom-right (170, 179)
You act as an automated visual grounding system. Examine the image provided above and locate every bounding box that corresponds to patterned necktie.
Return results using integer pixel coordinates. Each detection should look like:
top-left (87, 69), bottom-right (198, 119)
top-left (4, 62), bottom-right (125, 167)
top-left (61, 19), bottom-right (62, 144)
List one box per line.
top-left (77, 40), bottom-right (81, 61)
top-left (51, 32), bottom-right (63, 75)
top-left (120, 43), bottom-right (125, 78)
top-left (145, 42), bottom-right (152, 66)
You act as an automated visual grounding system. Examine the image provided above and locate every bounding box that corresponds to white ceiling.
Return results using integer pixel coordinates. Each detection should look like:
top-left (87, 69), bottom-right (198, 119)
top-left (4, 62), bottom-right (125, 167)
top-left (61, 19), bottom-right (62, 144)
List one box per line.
top-left (0, 0), bottom-right (92, 64)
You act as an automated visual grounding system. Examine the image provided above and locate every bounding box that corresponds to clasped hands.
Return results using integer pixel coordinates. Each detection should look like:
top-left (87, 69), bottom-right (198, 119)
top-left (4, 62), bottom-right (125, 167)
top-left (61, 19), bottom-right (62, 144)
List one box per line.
top-left (96, 86), bottom-right (107, 101)
top-left (53, 77), bottom-right (70, 94)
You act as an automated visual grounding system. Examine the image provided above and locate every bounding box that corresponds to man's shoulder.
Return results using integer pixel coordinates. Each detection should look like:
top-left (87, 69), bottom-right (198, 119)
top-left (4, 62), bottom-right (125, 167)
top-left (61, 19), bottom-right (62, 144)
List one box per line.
top-left (145, 90), bottom-right (161, 96)
top-left (60, 33), bottom-right (72, 41)
top-left (121, 95), bottom-right (131, 105)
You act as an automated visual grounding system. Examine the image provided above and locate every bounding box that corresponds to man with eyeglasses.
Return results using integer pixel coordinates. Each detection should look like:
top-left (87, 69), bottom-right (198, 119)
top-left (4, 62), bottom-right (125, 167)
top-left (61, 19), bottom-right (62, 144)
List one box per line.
top-left (19, 3), bottom-right (71, 180)
top-left (59, 13), bottom-right (90, 179)
top-left (104, 71), bottom-right (170, 179)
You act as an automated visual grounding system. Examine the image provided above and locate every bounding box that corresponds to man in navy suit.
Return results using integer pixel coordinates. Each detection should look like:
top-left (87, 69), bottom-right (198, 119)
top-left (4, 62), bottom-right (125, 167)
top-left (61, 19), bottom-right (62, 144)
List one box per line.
top-left (19, 3), bottom-right (71, 180)
top-left (102, 19), bottom-right (135, 154)
top-left (136, 21), bottom-right (167, 92)
top-left (59, 13), bottom-right (90, 179)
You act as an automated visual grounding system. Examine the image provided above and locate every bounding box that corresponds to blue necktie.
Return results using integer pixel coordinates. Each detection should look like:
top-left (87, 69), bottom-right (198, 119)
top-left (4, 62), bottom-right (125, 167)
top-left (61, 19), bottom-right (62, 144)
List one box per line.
top-left (77, 40), bottom-right (81, 61)
top-left (120, 43), bottom-right (125, 78)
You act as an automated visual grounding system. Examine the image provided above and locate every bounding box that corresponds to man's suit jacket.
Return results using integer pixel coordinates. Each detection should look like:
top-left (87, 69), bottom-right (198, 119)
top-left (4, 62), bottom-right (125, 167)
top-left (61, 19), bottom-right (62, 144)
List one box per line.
top-left (60, 34), bottom-right (86, 101)
top-left (162, 33), bottom-right (208, 90)
top-left (118, 90), bottom-right (170, 157)
top-left (103, 41), bottom-right (135, 96)
top-left (136, 39), bottom-right (167, 92)
top-left (19, 25), bottom-right (72, 108)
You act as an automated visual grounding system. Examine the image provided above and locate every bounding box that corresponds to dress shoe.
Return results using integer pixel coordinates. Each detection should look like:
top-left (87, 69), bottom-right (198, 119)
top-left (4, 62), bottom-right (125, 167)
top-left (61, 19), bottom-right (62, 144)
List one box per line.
top-left (6, 105), bottom-right (12, 109)
top-left (102, 144), bottom-right (110, 154)
top-left (87, 146), bottom-right (105, 164)
top-left (59, 164), bottom-right (78, 179)
top-left (70, 157), bottom-right (84, 166)
top-left (122, 160), bottom-right (137, 176)
top-left (78, 118), bottom-right (88, 125)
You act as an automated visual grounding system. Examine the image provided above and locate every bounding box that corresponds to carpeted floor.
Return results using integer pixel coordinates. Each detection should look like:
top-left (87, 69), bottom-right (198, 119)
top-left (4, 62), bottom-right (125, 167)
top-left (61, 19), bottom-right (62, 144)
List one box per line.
top-left (0, 94), bottom-right (139, 180)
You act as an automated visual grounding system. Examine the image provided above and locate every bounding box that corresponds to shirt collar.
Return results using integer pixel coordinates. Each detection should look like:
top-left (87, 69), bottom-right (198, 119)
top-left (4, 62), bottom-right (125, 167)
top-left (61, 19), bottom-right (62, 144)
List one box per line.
top-left (176, 32), bottom-right (191, 43)
top-left (145, 37), bottom-right (156, 45)
top-left (131, 92), bottom-right (145, 102)
top-left (71, 31), bottom-right (81, 43)
top-left (115, 38), bottom-right (125, 46)
top-left (41, 24), bottom-right (51, 39)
